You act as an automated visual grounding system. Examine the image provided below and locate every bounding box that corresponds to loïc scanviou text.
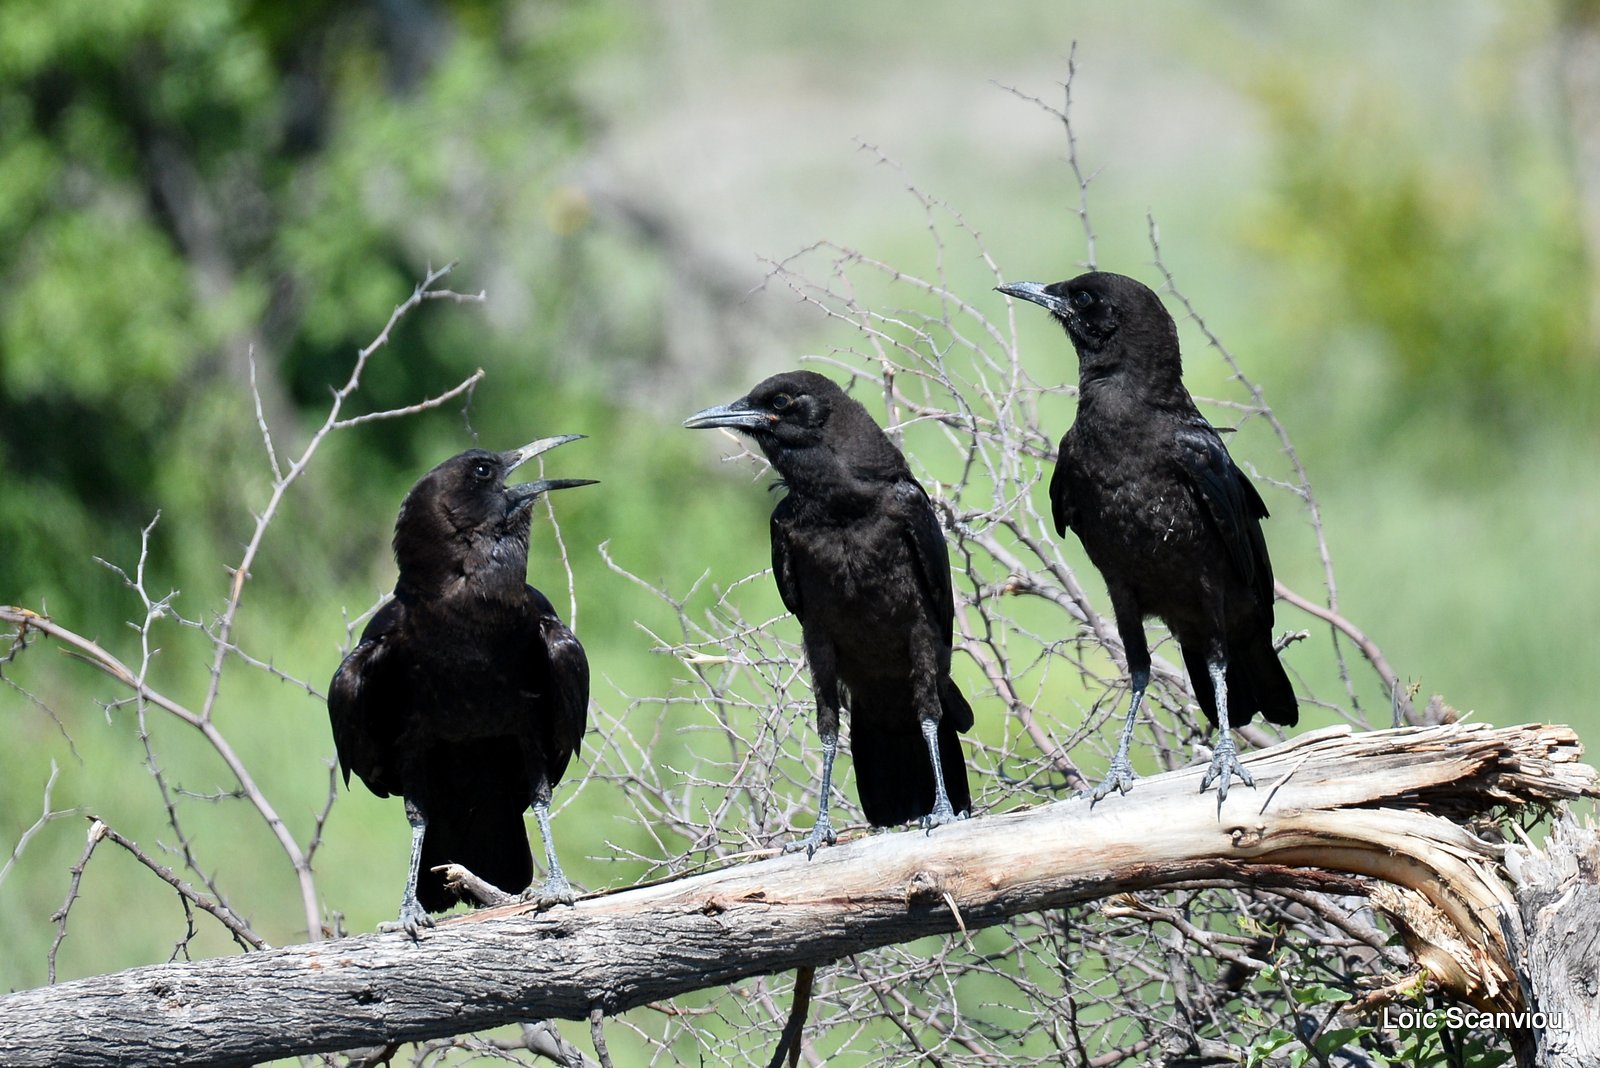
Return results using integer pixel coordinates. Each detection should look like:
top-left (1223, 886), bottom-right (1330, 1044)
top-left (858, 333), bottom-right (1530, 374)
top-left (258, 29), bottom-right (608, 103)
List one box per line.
top-left (1382, 1007), bottom-right (1564, 1031)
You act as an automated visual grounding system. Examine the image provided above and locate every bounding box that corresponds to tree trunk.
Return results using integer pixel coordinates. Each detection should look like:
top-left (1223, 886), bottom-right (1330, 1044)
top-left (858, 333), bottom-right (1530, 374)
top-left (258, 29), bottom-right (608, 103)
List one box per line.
top-left (1504, 813), bottom-right (1600, 1067)
top-left (0, 721), bottom-right (1593, 1068)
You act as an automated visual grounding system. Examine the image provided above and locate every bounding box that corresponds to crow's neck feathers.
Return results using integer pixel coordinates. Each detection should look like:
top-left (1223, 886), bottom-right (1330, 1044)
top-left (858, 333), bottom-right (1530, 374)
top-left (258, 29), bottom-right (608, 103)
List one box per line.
top-left (761, 401), bottom-right (909, 508)
top-left (1075, 306), bottom-right (1188, 407)
top-left (392, 479), bottom-right (533, 603)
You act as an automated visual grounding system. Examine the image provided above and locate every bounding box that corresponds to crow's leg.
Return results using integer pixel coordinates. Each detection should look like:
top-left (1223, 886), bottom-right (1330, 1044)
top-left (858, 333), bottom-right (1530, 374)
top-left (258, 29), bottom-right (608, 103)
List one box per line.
top-left (786, 640), bottom-right (842, 859)
top-left (917, 717), bottom-right (960, 832)
top-left (1085, 590), bottom-right (1151, 804)
top-left (379, 796), bottom-right (434, 938)
top-left (1087, 668), bottom-right (1149, 805)
top-left (519, 794), bottom-right (576, 910)
top-left (1199, 658), bottom-right (1255, 805)
top-left (785, 728), bottom-right (839, 859)
top-left (909, 627), bottom-right (960, 832)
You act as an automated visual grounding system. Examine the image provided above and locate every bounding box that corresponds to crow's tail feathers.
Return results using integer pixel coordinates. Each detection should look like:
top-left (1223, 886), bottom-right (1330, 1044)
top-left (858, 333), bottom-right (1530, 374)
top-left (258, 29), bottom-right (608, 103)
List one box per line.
top-left (416, 800), bottom-right (533, 913)
top-left (849, 676), bottom-right (973, 827)
top-left (1183, 636), bottom-right (1298, 730)
top-left (414, 744), bottom-right (534, 913)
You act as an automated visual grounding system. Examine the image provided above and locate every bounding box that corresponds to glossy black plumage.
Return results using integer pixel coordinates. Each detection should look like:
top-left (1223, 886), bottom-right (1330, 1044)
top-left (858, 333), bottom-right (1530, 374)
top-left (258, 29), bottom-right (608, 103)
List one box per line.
top-left (998, 271), bottom-right (1297, 803)
top-left (685, 370), bottom-right (973, 852)
top-left (327, 436), bottom-right (593, 931)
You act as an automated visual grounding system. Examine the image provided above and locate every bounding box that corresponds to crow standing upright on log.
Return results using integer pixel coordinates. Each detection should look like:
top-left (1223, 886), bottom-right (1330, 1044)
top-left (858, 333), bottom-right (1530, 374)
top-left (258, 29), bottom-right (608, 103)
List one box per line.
top-left (998, 271), bottom-right (1297, 803)
top-left (685, 370), bottom-right (974, 854)
top-left (328, 436), bottom-right (595, 933)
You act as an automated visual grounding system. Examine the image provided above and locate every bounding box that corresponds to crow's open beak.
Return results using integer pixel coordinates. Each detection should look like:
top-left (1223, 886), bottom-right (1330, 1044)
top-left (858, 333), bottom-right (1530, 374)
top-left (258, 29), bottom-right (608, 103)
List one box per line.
top-left (502, 434), bottom-right (584, 471)
top-left (502, 435), bottom-right (597, 509)
top-left (683, 398), bottom-right (772, 432)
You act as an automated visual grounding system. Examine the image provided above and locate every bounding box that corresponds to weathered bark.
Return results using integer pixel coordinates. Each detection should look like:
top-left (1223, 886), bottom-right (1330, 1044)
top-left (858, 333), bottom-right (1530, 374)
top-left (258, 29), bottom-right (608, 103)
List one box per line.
top-left (1503, 813), bottom-right (1600, 1068)
top-left (0, 722), bottom-right (1592, 1068)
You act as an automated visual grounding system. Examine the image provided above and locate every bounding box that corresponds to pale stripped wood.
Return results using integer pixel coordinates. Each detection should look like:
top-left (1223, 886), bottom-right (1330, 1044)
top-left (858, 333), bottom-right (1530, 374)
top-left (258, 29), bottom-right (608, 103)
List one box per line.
top-left (0, 721), bottom-right (1593, 1068)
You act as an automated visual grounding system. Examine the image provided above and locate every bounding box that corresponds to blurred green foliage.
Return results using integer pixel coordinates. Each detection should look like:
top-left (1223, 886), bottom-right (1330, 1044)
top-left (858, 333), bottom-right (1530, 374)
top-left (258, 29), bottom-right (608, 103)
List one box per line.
top-left (0, 0), bottom-right (635, 625)
top-left (1249, 66), bottom-right (1594, 432)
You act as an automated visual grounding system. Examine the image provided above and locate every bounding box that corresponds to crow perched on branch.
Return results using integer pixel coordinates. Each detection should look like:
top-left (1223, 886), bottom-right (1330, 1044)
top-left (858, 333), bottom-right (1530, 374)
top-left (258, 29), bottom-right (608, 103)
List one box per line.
top-left (328, 436), bottom-right (594, 933)
top-left (685, 370), bottom-right (974, 855)
top-left (998, 271), bottom-right (1297, 803)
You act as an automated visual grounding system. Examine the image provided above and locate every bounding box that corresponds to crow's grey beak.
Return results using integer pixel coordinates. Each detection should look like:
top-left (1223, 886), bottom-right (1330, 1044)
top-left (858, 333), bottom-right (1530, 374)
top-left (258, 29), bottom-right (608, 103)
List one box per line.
top-left (506, 477), bottom-right (599, 510)
top-left (502, 436), bottom-right (596, 510)
top-left (683, 398), bottom-right (772, 432)
top-left (996, 280), bottom-right (1070, 317)
top-left (502, 434), bottom-right (585, 471)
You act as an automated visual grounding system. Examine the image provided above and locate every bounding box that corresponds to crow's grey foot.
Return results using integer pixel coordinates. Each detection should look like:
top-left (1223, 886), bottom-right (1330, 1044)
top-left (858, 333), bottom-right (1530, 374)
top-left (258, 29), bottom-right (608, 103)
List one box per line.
top-left (920, 798), bottom-right (959, 834)
top-left (1085, 758), bottom-right (1139, 806)
top-left (379, 899), bottom-right (435, 940)
top-left (784, 816), bottom-right (837, 859)
top-left (519, 873), bottom-right (577, 912)
top-left (1198, 740), bottom-right (1255, 805)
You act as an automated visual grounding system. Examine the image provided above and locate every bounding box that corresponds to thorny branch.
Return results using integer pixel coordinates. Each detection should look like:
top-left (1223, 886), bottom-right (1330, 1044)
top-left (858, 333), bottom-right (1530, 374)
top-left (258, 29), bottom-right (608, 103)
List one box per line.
top-left (2, 266), bottom-right (488, 967)
top-left (95, 817), bottom-right (264, 952)
top-left (47, 818), bottom-right (105, 986)
top-left (1144, 217), bottom-right (1415, 726)
top-left (576, 84), bottom-right (1482, 1066)
top-left (995, 41), bottom-right (1098, 271)
top-left (0, 763), bottom-right (74, 890)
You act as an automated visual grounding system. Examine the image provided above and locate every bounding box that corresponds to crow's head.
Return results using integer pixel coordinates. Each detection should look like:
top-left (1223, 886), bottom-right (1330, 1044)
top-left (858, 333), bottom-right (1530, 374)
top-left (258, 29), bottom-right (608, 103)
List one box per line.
top-left (684, 370), bottom-right (907, 495)
top-left (392, 436), bottom-right (594, 592)
top-left (998, 271), bottom-right (1179, 377)
top-left (682, 369), bottom-right (842, 447)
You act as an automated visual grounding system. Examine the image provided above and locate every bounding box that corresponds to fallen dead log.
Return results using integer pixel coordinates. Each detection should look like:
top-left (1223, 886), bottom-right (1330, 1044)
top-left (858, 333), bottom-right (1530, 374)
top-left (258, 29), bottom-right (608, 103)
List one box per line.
top-left (1503, 813), bottom-right (1600, 1068)
top-left (0, 721), bottom-right (1593, 1067)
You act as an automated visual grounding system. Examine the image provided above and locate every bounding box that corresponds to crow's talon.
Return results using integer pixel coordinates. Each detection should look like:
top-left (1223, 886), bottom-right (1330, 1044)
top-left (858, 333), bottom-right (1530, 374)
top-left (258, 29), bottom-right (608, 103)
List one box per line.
top-left (1084, 758), bottom-right (1139, 806)
top-left (784, 819), bottom-right (837, 859)
top-left (920, 800), bottom-right (959, 834)
top-left (380, 902), bottom-right (435, 940)
top-left (1199, 744), bottom-right (1255, 805)
top-left (519, 876), bottom-right (576, 912)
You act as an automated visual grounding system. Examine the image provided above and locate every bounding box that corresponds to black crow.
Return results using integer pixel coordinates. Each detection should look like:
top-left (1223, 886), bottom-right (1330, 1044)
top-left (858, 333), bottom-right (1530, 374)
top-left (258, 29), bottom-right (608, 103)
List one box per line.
top-left (998, 272), bottom-right (1297, 803)
top-left (685, 370), bottom-right (974, 854)
top-left (328, 436), bottom-right (594, 932)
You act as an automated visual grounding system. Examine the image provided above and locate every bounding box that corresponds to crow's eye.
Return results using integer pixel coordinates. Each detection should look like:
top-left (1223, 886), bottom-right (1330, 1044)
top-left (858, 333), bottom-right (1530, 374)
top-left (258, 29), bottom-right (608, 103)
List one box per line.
top-left (1071, 290), bottom-right (1095, 309)
top-left (471, 461), bottom-right (494, 481)
top-left (771, 393), bottom-right (793, 411)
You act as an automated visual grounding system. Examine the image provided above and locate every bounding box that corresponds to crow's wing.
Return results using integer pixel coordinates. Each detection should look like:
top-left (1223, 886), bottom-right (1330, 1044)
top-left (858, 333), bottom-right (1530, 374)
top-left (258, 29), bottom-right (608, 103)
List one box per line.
top-left (526, 586), bottom-right (589, 786)
top-left (769, 493), bottom-right (804, 619)
top-left (1048, 433), bottom-right (1078, 536)
top-left (327, 597), bottom-right (409, 798)
top-left (892, 479), bottom-right (975, 732)
top-left (1174, 422), bottom-right (1275, 613)
top-left (891, 479), bottom-right (956, 648)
